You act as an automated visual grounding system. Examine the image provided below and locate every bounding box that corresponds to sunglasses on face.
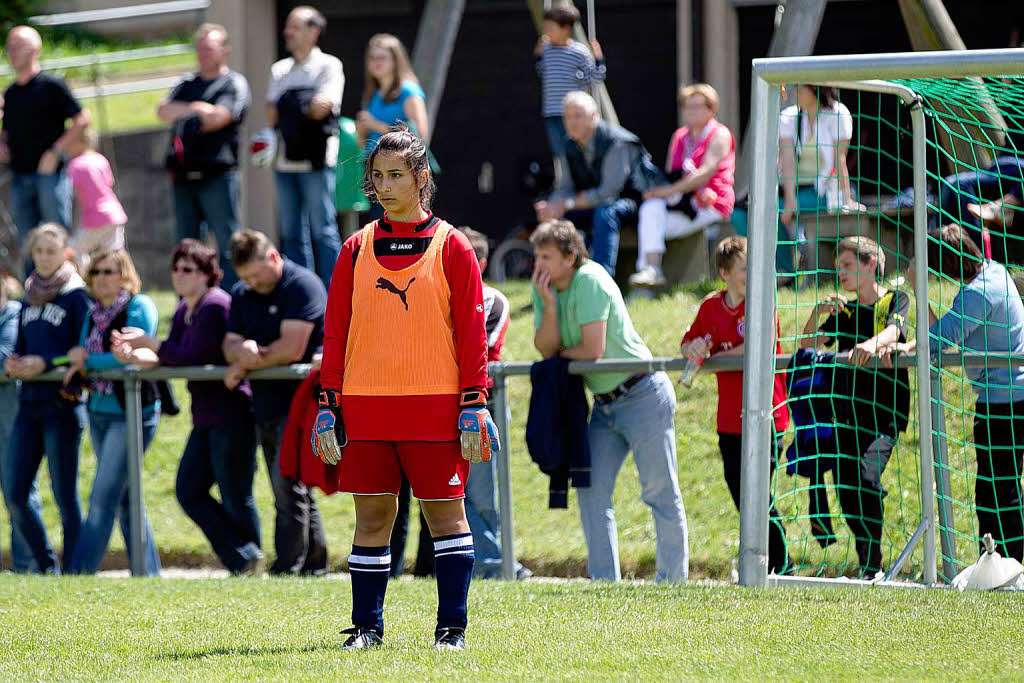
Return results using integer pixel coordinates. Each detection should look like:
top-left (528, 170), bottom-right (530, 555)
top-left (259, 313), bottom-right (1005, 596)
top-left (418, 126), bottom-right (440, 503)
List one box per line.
top-left (172, 265), bottom-right (197, 274)
top-left (89, 268), bottom-right (119, 276)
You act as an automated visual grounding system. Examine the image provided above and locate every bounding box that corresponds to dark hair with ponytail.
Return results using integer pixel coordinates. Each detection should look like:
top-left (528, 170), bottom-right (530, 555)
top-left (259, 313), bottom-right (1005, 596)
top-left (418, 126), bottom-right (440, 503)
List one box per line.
top-left (362, 124), bottom-right (436, 209)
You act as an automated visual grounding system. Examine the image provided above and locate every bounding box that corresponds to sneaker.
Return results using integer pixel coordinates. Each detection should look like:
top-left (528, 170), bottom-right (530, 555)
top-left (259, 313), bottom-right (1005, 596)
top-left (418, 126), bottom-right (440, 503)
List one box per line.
top-left (341, 627), bottom-right (383, 651)
top-left (515, 565), bottom-right (533, 580)
top-left (235, 552), bottom-right (266, 577)
top-left (433, 627), bottom-right (466, 651)
top-left (628, 266), bottom-right (667, 289)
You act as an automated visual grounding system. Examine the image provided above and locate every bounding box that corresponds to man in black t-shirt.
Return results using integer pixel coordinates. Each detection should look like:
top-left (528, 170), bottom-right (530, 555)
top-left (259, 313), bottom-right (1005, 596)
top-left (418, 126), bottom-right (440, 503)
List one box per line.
top-left (157, 23), bottom-right (250, 290)
top-left (801, 237), bottom-right (911, 575)
top-left (1, 26), bottom-right (89, 240)
top-left (223, 229), bottom-right (328, 575)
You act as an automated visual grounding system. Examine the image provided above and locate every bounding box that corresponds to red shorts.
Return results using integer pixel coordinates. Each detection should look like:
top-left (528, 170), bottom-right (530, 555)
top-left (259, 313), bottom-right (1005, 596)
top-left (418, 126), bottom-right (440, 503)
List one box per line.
top-left (338, 440), bottom-right (469, 500)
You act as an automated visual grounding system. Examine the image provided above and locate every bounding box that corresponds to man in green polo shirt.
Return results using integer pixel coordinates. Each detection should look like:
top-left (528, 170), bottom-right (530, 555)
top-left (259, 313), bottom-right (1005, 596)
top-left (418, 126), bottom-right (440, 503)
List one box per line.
top-left (531, 219), bottom-right (688, 582)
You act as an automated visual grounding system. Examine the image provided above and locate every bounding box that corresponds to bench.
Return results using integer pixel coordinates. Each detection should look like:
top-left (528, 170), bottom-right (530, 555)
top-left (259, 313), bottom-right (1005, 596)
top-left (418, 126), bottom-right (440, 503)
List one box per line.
top-left (616, 219), bottom-right (732, 289)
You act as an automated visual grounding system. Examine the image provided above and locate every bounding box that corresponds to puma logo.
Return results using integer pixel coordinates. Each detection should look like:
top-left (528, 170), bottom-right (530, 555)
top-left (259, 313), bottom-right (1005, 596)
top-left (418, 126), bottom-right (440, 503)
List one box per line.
top-left (376, 276), bottom-right (415, 310)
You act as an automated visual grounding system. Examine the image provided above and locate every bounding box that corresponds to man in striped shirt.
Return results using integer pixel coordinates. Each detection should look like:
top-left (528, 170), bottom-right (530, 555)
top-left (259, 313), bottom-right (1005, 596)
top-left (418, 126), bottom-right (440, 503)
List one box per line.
top-left (534, 5), bottom-right (605, 164)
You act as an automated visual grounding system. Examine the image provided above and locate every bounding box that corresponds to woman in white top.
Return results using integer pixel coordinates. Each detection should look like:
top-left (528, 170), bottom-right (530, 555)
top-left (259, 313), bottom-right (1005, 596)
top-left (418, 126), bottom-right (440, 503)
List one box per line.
top-left (776, 85), bottom-right (858, 274)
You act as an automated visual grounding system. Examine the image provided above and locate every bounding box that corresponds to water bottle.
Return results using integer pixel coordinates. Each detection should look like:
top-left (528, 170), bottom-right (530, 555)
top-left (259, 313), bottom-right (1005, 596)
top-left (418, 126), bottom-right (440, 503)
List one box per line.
top-left (678, 334), bottom-right (711, 388)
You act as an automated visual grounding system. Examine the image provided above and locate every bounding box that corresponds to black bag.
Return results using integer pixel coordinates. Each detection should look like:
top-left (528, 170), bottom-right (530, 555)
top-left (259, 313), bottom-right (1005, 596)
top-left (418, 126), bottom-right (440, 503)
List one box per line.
top-left (164, 74), bottom-right (234, 183)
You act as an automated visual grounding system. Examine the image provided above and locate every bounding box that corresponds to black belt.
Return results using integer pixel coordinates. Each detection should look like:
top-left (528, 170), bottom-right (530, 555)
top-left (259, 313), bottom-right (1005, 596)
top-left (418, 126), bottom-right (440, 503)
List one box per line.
top-left (593, 373), bottom-right (649, 404)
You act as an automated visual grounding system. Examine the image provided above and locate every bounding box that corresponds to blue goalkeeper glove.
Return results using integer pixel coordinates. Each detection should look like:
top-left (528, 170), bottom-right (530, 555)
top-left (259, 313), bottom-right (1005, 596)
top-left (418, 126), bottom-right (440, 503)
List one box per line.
top-left (311, 388), bottom-right (346, 465)
top-left (458, 389), bottom-right (500, 464)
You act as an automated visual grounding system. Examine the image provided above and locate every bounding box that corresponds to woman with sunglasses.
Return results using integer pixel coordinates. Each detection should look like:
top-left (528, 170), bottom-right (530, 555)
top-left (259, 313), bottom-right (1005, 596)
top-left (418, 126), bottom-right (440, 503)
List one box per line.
top-left (65, 247), bottom-right (161, 575)
top-left (113, 239), bottom-right (263, 574)
top-left (2, 223), bottom-right (90, 574)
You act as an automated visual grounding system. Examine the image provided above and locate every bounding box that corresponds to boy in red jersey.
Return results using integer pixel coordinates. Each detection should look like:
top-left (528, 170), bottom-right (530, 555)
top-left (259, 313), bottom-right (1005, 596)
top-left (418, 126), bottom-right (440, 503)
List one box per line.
top-left (312, 127), bottom-right (499, 651)
top-left (679, 236), bottom-right (792, 573)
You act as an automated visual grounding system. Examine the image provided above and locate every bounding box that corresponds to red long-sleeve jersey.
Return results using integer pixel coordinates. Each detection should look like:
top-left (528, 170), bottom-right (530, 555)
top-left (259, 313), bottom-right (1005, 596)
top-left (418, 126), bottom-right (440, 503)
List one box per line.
top-left (320, 213), bottom-right (489, 441)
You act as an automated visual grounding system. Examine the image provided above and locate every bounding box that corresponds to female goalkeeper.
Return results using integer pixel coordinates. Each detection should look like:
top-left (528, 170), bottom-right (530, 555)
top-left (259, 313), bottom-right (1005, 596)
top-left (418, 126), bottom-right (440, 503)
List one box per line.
top-left (312, 126), bottom-right (499, 651)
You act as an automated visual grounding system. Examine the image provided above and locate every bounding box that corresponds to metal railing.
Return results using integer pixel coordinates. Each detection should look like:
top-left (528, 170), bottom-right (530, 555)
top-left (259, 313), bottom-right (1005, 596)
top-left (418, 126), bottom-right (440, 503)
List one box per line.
top-left (1, 349), bottom-right (1007, 578)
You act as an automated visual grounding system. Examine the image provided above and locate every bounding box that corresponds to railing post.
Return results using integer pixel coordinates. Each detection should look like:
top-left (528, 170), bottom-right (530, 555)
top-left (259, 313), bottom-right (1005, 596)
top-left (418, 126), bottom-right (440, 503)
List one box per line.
top-left (491, 364), bottom-right (518, 580)
top-left (122, 370), bottom-right (147, 577)
top-left (930, 369), bottom-right (956, 582)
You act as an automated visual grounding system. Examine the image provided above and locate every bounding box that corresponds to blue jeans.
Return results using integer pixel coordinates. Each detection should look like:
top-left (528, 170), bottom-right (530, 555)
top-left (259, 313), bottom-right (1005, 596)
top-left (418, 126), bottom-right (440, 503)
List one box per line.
top-left (465, 454), bottom-right (525, 579)
top-left (543, 116), bottom-right (569, 161)
top-left (577, 372), bottom-right (688, 582)
top-left (68, 411), bottom-right (160, 576)
top-left (937, 155), bottom-right (1024, 249)
top-left (731, 186), bottom-right (818, 275)
top-left (275, 168), bottom-right (341, 289)
top-left (3, 401), bottom-right (85, 573)
top-left (566, 198), bottom-right (637, 276)
top-left (258, 417), bottom-right (327, 575)
top-left (176, 418), bottom-right (261, 572)
top-left (10, 171), bottom-right (72, 235)
top-left (172, 171), bottom-right (241, 291)
top-left (0, 389), bottom-right (42, 572)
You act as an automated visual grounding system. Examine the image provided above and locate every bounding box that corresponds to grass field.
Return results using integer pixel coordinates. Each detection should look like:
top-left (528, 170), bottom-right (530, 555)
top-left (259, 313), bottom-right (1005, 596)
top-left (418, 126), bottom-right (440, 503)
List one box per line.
top-left (0, 278), bottom-right (990, 581)
top-left (0, 575), bottom-right (1021, 680)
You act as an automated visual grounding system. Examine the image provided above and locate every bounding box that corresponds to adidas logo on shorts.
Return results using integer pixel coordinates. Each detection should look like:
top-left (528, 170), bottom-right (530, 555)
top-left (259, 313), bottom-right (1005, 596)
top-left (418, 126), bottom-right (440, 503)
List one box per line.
top-left (448, 473), bottom-right (461, 486)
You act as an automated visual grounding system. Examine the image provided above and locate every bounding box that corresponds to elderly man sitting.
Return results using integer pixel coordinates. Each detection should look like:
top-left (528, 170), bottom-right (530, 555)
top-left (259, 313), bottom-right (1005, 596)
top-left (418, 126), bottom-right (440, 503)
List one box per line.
top-left (534, 91), bottom-right (657, 276)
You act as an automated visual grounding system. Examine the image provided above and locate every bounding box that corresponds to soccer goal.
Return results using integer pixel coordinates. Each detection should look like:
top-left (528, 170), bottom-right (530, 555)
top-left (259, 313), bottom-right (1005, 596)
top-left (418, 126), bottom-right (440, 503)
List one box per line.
top-left (741, 48), bottom-right (1024, 589)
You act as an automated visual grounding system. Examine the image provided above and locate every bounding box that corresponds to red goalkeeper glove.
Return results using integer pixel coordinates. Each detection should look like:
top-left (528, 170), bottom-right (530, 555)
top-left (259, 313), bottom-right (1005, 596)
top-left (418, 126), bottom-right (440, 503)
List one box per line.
top-left (458, 389), bottom-right (500, 464)
top-left (311, 388), bottom-right (346, 465)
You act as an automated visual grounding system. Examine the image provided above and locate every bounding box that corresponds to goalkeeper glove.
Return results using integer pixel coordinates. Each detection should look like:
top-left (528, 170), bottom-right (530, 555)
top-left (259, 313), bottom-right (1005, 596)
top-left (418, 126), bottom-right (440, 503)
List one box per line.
top-left (458, 389), bottom-right (500, 464)
top-left (311, 388), bottom-right (346, 465)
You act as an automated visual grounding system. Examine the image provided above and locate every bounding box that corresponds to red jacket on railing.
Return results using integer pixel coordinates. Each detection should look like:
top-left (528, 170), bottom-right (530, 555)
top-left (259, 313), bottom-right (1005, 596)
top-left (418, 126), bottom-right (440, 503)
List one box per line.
top-left (279, 368), bottom-right (342, 494)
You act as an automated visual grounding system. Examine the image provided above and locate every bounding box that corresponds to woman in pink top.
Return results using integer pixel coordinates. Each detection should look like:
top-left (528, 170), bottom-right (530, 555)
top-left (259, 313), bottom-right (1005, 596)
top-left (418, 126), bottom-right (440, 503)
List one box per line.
top-left (629, 83), bottom-right (735, 289)
top-left (64, 127), bottom-right (127, 268)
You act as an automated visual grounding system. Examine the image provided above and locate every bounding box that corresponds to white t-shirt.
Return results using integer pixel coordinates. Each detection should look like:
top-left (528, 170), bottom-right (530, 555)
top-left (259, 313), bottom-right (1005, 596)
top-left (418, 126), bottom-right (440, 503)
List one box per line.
top-left (267, 47), bottom-right (345, 171)
top-left (779, 101), bottom-right (853, 195)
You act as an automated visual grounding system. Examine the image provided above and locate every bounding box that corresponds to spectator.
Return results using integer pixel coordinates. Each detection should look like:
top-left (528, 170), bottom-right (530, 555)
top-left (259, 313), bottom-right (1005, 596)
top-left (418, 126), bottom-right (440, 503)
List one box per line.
top-left (957, 156), bottom-right (1024, 251)
top-left (356, 33), bottom-right (428, 157)
top-left (266, 5), bottom-right (345, 289)
top-left (533, 4), bottom-right (605, 164)
top-left (629, 84), bottom-right (735, 289)
top-left (460, 226), bottom-right (528, 579)
top-left (157, 23), bottom-right (251, 291)
top-left (679, 236), bottom-right (792, 573)
top-left (311, 127), bottom-right (496, 651)
top-left (112, 239), bottom-right (263, 575)
top-left (356, 33), bottom-right (429, 224)
top-left (2, 224), bottom-right (89, 574)
top-left (776, 85), bottom-right (858, 276)
top-left (530, 219), bottom-right (688, 582)
top-left (64, 126), bottom-right (127, 269)
top-left (223, 229), bottom-right (327, 575)
top-left (534, 92), bottom-right (651, 276)
top-left (882, 225), bottom-right (1024, 561)
top-left (0, 274), bottom-right (42, 572)
top-left (801, 236), bottom-right (910, 575)
top-left (65, 248), bottom-right (160, 575)
top-left (0, 26), bottom-right (90, 241)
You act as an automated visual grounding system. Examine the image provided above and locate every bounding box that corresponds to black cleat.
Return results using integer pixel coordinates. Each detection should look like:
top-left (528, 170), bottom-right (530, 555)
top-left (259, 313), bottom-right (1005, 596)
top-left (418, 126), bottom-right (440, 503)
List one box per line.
top-left (340, 627), bottom-right (383, 651)
top-left (433, 627), bottom-right (466, 651)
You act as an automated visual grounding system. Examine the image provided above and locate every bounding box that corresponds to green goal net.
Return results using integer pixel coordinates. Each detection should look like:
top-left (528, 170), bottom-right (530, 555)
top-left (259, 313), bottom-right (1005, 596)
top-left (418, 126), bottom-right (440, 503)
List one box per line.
top-left (769, 76), bottom-right (1024, 581)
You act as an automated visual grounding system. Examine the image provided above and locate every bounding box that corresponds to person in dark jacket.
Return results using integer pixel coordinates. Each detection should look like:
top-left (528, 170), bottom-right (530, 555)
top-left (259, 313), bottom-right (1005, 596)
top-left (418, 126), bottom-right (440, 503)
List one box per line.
top-left (533, 91), bottom-right (647, 276)
top-left (2, 223), bottom-right (89, 574)
top-left (112, 239), bottom-right (263, 574)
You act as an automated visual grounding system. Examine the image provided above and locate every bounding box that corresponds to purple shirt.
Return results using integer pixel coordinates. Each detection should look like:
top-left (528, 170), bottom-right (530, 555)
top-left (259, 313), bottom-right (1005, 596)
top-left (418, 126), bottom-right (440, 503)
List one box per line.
top-left (158, 287), bottom-right (252, 426)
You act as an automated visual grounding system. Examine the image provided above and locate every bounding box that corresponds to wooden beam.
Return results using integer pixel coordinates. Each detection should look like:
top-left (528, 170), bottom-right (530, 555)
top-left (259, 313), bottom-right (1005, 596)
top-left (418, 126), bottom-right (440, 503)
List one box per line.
top-left (411, 0), bottom-right (466, 146)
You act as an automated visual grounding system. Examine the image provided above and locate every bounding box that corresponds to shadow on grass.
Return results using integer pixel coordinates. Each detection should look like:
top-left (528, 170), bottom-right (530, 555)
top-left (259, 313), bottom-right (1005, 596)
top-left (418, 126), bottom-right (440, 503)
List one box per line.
top-left (153, 642), bottom-right (346, 661)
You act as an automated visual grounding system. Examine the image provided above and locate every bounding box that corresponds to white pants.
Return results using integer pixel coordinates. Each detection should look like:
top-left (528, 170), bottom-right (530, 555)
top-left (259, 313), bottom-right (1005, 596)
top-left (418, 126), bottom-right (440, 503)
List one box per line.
top-left (71, 224), bottom-right (125, 270)
top-left (636, 198), bottom-right (722, 271)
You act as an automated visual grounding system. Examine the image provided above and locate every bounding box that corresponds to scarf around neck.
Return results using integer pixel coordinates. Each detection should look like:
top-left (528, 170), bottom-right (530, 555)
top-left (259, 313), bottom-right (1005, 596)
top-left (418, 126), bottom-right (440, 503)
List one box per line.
top-left (24, 261), bottom-right (79, 306)
top-left (86, 289), bottom-right (132, 395)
